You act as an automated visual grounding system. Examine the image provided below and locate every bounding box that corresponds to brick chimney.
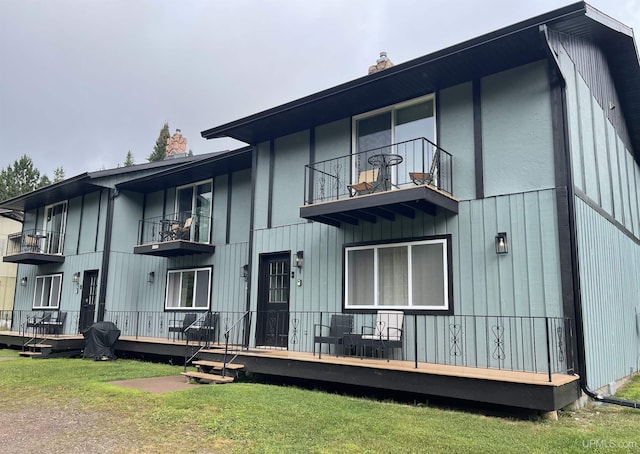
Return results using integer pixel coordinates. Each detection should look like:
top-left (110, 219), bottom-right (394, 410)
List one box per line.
top-left (368, 52), bottom-right (394, 74)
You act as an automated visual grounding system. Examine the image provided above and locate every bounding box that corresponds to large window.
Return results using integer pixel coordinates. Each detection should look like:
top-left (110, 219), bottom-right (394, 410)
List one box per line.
top-left (43, 201), bottom-right (67, 254)
top-left (33, 274), bottom-right (63, 309)
top-left (175, 180), bottom-right (212, 243)
top-left (345, 237), bottom-right (451, 311)
top-left (165, 267), bottom-right (211, 310)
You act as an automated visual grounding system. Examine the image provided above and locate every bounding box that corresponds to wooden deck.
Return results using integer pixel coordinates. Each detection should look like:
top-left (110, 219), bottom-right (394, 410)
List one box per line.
top-left (0, 331), bottom-right (580, 411)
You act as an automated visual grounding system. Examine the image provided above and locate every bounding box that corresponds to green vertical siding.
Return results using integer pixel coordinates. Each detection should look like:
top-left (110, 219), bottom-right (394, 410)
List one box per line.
top-left (556, 28), bottom-right (640, 388)
top-left (251, 189), bottom-right (562, 356)
top-left (575, 198), bottom-right (640, 389)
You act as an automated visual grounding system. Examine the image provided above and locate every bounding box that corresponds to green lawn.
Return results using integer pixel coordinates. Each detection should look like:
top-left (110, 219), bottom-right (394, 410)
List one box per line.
top-left (0, 349), bottom-right (638, 453)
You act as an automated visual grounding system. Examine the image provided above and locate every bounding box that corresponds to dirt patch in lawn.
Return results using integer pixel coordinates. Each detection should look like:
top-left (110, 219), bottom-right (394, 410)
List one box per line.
top-left (108, 374), bottom-right (201, 393)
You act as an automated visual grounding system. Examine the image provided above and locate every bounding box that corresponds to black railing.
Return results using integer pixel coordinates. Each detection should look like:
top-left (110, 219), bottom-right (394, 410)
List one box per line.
top-left (3, 309), bottom-right (573, 381)
top-left (136, 210), bottom-right (213, 246)
top-left (304, 137), bottom-right (453, 205)
top-left (5, 228), bottom-right (64, 255)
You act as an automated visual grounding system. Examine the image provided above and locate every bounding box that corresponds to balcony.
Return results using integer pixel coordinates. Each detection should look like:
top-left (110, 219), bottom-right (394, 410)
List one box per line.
top-left (3, 229), bottom-right (65, 264)
top-left (300, 138), bottom-right (457, 227)
top-left (133, 211), bottom-right (215, 257)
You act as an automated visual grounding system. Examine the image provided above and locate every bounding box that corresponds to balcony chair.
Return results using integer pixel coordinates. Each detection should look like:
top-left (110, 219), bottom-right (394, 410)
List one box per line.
top-left (313, 314), bottom-right (354, 358)
top-left (348, 169), bottom-right (380, 197)
top-left (168, 313), bottom-right (197, 340)
top-left (409, 152), bottom-right (439, 187)
top-left (175, 217), bottom-right (193, 240)
top-left (360, 310), bottom-right (404, 360)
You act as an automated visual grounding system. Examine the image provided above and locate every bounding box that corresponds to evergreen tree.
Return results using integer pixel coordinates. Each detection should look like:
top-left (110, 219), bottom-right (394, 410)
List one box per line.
top-left (0, 155), bottom-right (51, 201)
top-left (187, 149), bottom-right (193, 157)
top-left (53, 166), bottom-right (65, 182)
top-left (148, 122), bottom-right (170, 162)
top-left (124, 150), bottom-right (135, 167)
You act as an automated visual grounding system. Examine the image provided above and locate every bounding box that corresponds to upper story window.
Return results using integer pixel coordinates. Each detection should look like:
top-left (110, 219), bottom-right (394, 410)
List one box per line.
top-left (345, 235), bottom-right (451, 312)
top-left (43, 201), bottom-right (67, 254)
top-left (175, 180), bottom-right (212, 244)
top-left (353, 96), bottom-right (435, 185)
top-left (33, 273), bottom-right (63, 309)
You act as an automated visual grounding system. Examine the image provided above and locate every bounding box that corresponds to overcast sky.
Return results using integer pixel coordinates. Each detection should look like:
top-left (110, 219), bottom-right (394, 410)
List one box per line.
top-left (1, 0), bottom-right (638, 179)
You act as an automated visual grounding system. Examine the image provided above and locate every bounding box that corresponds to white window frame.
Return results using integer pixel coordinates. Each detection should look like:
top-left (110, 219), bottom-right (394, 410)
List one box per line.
top-left (43, 200), bottom-right (68, 254)
top-left (351, 94), bottom-right (437, 183)
top-left (164, 267), bottom-right (212, 310)
top-left (175, 179), bottom-right (213, 244)
top-left (33, 273), bottom-right (63, 309)
top-left (344, 237), bottom-right (450, 311)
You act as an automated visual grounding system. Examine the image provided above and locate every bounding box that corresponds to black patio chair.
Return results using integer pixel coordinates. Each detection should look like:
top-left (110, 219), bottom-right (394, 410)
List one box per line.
top-left (314, 314), bottom-right (354, 358)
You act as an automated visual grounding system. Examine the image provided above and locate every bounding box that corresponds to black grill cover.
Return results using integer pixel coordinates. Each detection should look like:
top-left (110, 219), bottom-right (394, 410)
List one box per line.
top-left (82, 321), bottom-right (121, 360)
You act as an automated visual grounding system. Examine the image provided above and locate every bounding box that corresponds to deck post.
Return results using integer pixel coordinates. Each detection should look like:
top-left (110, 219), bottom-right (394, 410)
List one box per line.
top-left (414, 314), bottom-right (418, 369)
top-left (545, 318), bottom-right (552, 383)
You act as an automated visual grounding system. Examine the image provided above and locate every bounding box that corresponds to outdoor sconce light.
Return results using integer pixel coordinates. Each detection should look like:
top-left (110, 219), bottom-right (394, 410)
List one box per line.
top-left (148, 271), bottom-right (155, 284)
top-left (495, 232), bottom-right (508, 255)
top-left (72, 272), bottom-right (80, 284)
top-left (295, 251), bottom-right (304, 269)
top-left (241, 264), bottom-right (249, 281)
top-left (20, 277), bottom-right (27, 287)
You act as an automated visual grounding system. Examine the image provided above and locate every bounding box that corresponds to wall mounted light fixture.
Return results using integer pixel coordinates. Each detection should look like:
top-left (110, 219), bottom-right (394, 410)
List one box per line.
top-left (148, 271), bottom-right (155, 284)
top-left (295, 251), bottom-right (304, 269)
top-left (495, 232), bottom-right (508, 255)
top-left (72, 272), bottom-right (80, 283)
top-left (20, 277), bottom-right (27, 287)
top-left (241, 264), bottom-right (249, 281)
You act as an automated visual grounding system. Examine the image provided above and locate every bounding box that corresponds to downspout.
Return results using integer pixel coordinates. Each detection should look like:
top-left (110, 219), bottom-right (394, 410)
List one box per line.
top-left (541, 25), bottom-right (640, 409)
top-left (96, 187), bottom-right (117, 322)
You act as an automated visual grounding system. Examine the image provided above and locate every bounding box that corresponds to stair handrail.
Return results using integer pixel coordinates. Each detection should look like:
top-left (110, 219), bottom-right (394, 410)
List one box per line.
top-left (183, 312), bottom-right (213, 369)
top-left (222, 311), bottom-right (250, 377)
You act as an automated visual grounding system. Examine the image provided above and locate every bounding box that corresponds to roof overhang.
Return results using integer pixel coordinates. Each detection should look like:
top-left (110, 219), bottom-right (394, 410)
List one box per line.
top-left (0, 174), bottom-right (96, 212)
top-left (117, 147), bottom-right (252, 194)
top-left (201, 2), bottom-right (640, 157)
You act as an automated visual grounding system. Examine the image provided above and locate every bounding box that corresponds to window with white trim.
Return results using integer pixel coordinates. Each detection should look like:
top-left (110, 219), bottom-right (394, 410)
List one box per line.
top-left (345, 238), bottom-right (450, 311)
top-left (43, 201), bottom-right (67, 254)
top-left (165, 267), bottom-right (211, 310)
top-left (33, 274), bottom-right (63, 309)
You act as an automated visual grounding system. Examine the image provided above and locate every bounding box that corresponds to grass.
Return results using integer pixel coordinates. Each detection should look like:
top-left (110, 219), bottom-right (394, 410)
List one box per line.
top-left (0, 349), bottom-right (639, 453)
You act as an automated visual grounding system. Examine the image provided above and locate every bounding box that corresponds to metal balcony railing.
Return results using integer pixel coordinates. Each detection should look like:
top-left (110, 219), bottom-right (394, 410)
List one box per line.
top-left (304, 137), bottom-right (453, 205)
top-left (136, 211), bottom-right (213, 246)
top-left (5, 228), bottom-right (64, 255)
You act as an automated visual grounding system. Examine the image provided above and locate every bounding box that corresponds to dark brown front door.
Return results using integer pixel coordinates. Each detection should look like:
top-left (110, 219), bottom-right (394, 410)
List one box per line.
top-left (78, 270), bottom-right (99, 333)
top-left (256, 252), bottom-right (290, 348)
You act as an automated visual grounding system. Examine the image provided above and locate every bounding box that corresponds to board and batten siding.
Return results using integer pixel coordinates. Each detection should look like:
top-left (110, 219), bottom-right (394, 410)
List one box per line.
top-left (575, 198), bottom-right (640, 390)
top-left (250, 188), bottom-right (562, 366)
top-left (554, 29), bottom-right (640, 389)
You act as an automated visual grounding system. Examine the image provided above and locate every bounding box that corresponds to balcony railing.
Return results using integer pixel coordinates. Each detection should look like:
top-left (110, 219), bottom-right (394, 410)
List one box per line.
top-left (136, 211), bottom-right (212, 246)
top-left (5, 228), bottom-right (64, 256)
top-left (304, 137), bottom-right (453, 205)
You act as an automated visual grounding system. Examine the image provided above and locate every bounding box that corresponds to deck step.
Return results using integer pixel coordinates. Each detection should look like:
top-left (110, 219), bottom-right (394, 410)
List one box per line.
top-left (19, 351), bottom-right (43, 357)
top-left (181, 371), bottom-right (235, 384)
top-left (193, 360), bottom-right (244, 371)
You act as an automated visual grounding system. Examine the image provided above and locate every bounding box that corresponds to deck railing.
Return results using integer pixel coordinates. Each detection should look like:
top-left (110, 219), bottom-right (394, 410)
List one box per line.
top-left (303, 137), bottom-right (453, 205)
top-left (2, 309), bottom-right (573, 380)
top-left (136, 210), bottom-right (213, 246)
top-left (5, 228), bottom-right (64, 255)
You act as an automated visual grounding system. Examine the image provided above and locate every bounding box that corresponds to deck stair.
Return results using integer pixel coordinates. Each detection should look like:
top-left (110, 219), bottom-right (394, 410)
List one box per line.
top-left (181, 360), bottom-right (244, 384)
top-left (19, 343), bottom-right (52, 358)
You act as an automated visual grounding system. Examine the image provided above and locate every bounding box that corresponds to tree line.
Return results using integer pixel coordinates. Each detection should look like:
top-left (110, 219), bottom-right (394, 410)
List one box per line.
top-left (0, 122), bottom-right (192, 202)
